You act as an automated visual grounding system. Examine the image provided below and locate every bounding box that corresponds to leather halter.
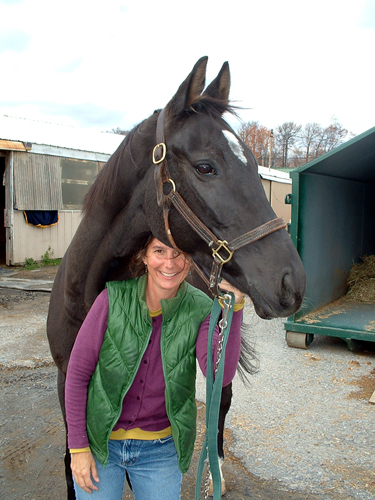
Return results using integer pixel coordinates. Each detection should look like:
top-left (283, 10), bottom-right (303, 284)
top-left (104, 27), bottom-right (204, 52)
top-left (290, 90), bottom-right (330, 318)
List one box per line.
top-left (153, 109), bottom-right (287, 297)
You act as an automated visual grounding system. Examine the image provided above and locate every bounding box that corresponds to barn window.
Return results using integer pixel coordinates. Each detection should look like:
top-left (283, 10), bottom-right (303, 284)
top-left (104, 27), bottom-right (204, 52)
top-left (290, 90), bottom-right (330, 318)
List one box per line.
top-left (61, 158), bottom-right (99, 209)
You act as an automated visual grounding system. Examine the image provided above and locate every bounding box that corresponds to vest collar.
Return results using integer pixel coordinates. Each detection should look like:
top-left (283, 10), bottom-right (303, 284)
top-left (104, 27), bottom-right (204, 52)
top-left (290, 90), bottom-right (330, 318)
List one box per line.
top-left (137, 273), bottom-right (188, 321)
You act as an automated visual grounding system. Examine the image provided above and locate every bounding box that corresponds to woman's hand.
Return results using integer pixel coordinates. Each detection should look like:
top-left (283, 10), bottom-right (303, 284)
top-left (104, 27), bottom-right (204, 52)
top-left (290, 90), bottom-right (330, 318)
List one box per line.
top-left (219, 279), bottom-right (245, 304)
top-left (71, 451), bottom-right (99, 494)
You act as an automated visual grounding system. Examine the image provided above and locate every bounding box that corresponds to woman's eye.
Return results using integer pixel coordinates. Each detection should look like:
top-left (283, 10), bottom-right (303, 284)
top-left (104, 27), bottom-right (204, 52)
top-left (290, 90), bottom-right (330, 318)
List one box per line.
top-left (196, 164), bottom-right (215, 175)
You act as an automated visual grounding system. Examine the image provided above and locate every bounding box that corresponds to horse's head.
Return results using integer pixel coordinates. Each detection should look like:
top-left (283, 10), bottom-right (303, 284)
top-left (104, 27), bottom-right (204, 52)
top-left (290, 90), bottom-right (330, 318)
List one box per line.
top-left (146, 57), bottom-right (305, 319)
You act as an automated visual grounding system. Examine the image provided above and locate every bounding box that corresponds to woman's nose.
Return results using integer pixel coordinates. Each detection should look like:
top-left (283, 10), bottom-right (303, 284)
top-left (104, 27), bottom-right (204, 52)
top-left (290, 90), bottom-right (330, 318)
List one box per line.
top-left (164, 256), bottom-right (175, 268)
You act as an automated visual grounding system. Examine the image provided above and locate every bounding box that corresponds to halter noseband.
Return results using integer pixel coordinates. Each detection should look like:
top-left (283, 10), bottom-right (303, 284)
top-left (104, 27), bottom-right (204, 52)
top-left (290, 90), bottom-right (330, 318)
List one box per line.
top-left (153, 108), bottom-right (287, 297)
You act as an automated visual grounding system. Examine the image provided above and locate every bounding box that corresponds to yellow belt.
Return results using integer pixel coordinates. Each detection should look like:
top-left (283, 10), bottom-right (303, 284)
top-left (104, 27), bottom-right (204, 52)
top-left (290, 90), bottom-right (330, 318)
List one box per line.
top-left (110, 426), bottom-right (172, 441)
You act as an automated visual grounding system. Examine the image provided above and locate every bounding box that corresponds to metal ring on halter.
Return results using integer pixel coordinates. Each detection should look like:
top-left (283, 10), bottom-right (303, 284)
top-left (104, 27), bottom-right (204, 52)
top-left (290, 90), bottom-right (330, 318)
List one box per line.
top-left (152, 143), bottom-right (167, 164)
top-left (166, 178), bottom-right (176, 192)
top-left (162, 178), bottom-right (176, 198)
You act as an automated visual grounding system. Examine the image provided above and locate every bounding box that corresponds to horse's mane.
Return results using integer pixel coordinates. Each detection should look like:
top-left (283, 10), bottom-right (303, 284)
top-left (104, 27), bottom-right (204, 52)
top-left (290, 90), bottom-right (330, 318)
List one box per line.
top-left (82, 120), bottom-right (147, 217)
top-left (193, 96), bottom-right (238, 119)
top-left (177, 96), bottom-right (239, 123)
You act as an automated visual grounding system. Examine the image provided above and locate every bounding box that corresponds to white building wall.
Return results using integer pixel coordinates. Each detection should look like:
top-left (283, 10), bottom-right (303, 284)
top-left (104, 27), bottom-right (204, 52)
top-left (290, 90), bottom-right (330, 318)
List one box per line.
top-left (12, 210), bottom-right (82, 264)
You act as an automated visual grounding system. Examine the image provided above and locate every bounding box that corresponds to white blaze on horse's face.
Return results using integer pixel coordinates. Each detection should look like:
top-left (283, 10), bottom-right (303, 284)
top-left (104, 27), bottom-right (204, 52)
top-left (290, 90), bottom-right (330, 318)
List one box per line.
top-left (222, 130), bottom-right (247, 166)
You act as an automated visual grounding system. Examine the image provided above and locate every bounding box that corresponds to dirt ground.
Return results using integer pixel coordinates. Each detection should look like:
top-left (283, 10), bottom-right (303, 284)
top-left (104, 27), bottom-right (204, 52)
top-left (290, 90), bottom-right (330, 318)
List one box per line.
top-left (0, 265), bottom-right (323, 500)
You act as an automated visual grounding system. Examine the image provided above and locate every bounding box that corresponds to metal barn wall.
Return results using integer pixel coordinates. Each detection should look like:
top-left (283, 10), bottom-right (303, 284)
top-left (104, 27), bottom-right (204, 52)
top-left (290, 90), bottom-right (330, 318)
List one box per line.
top-left (0, 117), bottom-right (125, 266)
top-left (261, 178), bottom-right (291, 223)
top-left (6, 151), bottom-right (104, 264)
top-left (12, 210), bottom-right (81, 264)
top-left (13, 152), bottom-right (63, 210)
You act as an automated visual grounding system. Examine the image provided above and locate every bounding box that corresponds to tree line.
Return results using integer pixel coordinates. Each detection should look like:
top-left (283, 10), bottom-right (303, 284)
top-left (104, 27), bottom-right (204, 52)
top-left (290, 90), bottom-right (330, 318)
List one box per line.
top-left (237, 119), bottom-right (354, 169)
top-left (111, 119), bottom-right (354, 170)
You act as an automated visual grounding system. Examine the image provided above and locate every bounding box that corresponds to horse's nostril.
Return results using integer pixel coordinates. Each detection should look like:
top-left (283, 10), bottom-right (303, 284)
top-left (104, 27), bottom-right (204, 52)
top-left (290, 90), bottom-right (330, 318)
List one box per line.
top-left (281, 273), bottom-right (295, 305)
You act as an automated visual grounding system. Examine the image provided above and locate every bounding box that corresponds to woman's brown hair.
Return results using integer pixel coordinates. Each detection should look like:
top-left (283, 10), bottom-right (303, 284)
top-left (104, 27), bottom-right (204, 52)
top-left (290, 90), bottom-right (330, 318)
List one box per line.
top-left (129, 234), bottom-right (154, 277)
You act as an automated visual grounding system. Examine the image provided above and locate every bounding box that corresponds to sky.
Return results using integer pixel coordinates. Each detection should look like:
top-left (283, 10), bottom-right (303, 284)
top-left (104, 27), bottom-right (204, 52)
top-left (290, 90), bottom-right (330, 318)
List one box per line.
top-left (0, 0), bottom-right (374, 137)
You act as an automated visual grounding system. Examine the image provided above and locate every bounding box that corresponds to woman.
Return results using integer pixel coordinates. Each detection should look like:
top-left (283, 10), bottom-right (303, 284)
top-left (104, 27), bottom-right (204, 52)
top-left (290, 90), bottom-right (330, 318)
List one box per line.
top-left (65, 236), bottom-right (244, 499)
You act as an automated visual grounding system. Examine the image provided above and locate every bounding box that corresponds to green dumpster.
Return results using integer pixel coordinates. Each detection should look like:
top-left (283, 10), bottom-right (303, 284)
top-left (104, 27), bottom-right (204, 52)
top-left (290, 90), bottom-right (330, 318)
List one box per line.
top-left (284, 126), bottom-right (375, 349)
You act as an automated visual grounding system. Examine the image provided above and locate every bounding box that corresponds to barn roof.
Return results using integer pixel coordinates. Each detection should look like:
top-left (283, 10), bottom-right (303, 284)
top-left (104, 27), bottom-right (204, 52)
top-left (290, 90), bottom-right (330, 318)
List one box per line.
top-left (0, 115), bottom-right (124, 155)
top-left (258, 165), bottom-right (291, 184)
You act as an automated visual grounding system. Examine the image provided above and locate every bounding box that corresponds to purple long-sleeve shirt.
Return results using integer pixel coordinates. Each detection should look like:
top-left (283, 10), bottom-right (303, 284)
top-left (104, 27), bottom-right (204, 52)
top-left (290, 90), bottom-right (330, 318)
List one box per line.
top-left (65, 289), bottom-right (242, 450)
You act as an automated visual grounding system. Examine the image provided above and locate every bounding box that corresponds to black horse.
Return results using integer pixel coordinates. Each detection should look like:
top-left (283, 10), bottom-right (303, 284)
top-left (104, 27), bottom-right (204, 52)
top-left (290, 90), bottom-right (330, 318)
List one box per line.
top-left (47, 56), bottom-right (305, 499)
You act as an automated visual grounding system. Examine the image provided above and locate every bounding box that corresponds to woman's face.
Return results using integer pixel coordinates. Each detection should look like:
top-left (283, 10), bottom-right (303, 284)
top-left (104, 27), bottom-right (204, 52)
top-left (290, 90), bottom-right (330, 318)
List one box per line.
top-left (143, 238), bottom-right (190, 299)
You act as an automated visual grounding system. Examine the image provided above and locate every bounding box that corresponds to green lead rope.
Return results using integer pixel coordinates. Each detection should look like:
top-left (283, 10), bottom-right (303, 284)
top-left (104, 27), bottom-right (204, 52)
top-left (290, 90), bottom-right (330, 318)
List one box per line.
top-left (195, 293), bottom-right (234, 500)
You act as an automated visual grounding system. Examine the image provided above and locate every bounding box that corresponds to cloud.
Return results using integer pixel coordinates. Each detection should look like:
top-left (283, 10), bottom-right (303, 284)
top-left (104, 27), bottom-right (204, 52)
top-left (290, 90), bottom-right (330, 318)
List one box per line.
top-left (0, 99), bottom-right (128, 129)
top-left (0, 0), bottom-right (25, 4)
top-left (0, 0), bottom-right (373, 136)
top-left (0, 30), bottom-right (31, 53)
top-left (42, 102), bottom-right (128, 129)
top-left (358, 0), bottom-right (375, 29)
top-left (57, 58), bottom-right (84, 74)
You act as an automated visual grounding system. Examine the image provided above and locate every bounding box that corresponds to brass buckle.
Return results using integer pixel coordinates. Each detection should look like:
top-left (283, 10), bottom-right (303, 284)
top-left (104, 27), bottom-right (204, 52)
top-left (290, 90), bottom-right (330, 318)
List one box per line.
top-left (153, 143), bottom-right (167, 164)
top-left (212, 240), bottom-right (233, 264)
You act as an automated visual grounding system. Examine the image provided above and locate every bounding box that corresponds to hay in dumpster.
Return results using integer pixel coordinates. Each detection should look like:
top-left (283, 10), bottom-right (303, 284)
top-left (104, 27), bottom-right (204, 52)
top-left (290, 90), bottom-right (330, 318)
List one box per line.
top-left (346, 255), bottom-right (375, 303)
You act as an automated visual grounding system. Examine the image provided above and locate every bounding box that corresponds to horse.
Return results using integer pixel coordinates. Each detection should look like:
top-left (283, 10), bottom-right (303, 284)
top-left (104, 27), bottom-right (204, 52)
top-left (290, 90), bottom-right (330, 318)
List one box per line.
top-left (47, 56), bottom-right (305, 499)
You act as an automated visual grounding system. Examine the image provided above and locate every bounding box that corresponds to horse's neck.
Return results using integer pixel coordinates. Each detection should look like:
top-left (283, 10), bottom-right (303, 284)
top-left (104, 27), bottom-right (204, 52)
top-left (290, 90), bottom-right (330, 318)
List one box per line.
top-left (64, 119), bottom-right (157, 287)
top-left (89, 119), bottom-right (157, 219)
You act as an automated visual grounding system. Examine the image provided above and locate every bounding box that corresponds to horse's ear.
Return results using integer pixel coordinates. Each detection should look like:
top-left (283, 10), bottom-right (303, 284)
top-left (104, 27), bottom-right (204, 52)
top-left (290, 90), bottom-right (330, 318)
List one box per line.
top-left (166, 56), bottom-right (208, 115)
top-left (203, 61), bottom-right (230, 101)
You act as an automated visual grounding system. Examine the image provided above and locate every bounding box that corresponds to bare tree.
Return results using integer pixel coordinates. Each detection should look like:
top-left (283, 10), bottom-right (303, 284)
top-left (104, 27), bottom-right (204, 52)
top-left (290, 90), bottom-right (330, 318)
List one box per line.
top-left (275, 122), bottom-right (302, 168)
top-left (237, 118), bottom-right (353, 170)
top-left (297, 119), bottom-right (349, 166)
top-left (300, 123), bottom-right (323, 163)
top-left (319, 119), bottom-right (348, 154)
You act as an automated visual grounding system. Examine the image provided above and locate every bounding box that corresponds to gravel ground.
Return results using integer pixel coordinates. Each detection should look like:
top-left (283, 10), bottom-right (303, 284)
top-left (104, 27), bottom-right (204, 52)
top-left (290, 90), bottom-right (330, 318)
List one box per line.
top-left (197, 299), bottom-right (375, 499)
top-left (1, 267), bottom-right (321, 500)
top-left (0, 289), bottom-right (53, 369)
top-left (2, 266), bottom-right (375, 499)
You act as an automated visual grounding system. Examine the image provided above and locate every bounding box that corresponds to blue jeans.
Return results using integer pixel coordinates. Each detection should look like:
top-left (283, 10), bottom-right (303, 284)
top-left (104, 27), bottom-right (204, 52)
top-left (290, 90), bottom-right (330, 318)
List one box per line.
top-left (73, 436), bottom-right (182, 500)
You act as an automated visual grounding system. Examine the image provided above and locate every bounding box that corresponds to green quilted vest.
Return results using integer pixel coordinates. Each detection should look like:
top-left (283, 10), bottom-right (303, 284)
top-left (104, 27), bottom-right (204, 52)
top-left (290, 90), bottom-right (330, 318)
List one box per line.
top-left (86, 274), bottom-right (213, 472)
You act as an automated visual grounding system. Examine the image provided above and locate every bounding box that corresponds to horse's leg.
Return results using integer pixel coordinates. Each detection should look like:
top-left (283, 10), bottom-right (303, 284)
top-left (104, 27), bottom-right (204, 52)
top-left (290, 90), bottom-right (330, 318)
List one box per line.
top-left (218, 383), bottom-right (232, 460)
top-left (209, 382), bottom-right (232, 496)
top-left (57, 369), bottom-right (76, 500)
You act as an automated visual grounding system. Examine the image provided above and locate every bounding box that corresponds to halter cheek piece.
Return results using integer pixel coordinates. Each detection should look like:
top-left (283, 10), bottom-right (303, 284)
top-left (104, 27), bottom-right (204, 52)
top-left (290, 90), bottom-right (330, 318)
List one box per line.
top-left (153, 108), bottom-right (287, 297)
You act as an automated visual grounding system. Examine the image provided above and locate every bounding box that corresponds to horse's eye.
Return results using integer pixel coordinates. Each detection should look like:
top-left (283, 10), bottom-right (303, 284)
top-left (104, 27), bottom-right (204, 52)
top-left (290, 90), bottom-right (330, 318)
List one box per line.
top-left (196, 163), bottom-right (215, 175)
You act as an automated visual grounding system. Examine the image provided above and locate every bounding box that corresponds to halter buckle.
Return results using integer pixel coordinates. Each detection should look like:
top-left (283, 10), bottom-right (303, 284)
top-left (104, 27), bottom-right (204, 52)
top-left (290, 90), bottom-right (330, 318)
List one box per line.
top-left (153, 143), bottom-right (167, 164)
top-left (211, 240), bottom-right (233, 264)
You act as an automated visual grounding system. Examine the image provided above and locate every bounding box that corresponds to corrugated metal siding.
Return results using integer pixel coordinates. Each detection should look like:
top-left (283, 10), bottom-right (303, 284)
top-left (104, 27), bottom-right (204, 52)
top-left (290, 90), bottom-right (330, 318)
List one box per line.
top-left (13, 152), bottom-right (63, 210)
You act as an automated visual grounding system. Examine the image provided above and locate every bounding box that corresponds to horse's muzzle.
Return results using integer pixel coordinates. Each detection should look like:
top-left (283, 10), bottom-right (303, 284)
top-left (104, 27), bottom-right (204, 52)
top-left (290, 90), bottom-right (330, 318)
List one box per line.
top-left (249, 270), bottom-right (305, 320)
